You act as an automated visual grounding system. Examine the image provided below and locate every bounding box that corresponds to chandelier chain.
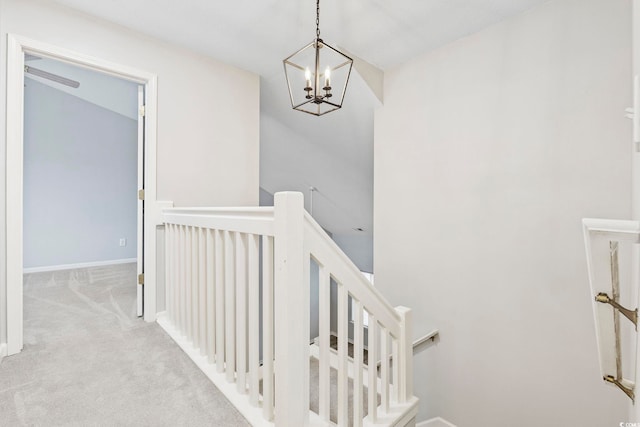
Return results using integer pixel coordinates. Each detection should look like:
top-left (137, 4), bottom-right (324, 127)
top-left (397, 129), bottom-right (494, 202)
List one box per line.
top-left (316, 0), bottom-right (320, 39)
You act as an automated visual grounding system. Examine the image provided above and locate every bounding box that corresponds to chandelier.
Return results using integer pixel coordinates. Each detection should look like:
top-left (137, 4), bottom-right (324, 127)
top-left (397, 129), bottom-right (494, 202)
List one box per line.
top-left (283, 0), bottom-right (353, 116)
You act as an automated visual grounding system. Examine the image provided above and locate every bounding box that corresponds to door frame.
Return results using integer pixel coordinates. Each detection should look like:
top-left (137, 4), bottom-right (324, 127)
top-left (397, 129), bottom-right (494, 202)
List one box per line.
top-left (6, 34), bottom-right (159, 356)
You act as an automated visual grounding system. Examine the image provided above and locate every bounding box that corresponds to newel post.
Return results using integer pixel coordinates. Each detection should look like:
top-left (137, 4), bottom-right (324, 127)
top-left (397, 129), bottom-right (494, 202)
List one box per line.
top-left (396, 306), bottom-right (413, 403)
top-left (274, 192), bottom-right (310, 426)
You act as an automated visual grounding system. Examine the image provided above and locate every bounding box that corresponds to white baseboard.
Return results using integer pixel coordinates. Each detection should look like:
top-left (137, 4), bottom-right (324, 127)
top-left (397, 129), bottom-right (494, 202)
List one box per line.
top-left (417, 417), bottom-right (457, 427)
top-left (0, 343), bottom-right (7, 364)
top-left (23, 258), bottom-right (137, 274)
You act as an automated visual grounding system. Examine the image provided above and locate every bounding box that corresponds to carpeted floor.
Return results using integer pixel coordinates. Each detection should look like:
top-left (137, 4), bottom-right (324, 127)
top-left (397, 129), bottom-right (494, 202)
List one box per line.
top-left (0, 263), bottom-right (249, 427)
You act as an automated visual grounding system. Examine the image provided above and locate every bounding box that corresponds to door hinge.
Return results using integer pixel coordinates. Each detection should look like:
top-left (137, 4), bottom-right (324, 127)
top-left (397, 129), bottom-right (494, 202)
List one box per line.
top-left (138, 273), bottom-right (144, 285)
top-left (139, 105), bottom-right (146, 117)
top-left (138, 189), bottom-right (145, 201)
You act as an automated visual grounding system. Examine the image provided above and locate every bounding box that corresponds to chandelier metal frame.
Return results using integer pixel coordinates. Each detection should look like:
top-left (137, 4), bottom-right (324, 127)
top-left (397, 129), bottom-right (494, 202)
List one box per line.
top-left (283, 0), bottom-right (353, 116)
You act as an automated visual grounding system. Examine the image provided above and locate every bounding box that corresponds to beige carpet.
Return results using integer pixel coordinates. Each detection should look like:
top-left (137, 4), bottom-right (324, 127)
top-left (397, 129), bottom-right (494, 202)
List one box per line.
top-left (0, 263), bottom-right (249, 426)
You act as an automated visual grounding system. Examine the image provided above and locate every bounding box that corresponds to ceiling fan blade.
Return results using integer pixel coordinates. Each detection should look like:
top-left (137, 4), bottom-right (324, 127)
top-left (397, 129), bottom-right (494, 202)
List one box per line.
top-left (24, 65), bottom-right (80, 89)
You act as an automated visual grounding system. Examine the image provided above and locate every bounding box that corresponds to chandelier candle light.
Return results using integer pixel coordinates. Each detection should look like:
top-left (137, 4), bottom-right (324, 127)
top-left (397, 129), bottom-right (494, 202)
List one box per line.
top-left (283, 0), bottom-right (353, 116)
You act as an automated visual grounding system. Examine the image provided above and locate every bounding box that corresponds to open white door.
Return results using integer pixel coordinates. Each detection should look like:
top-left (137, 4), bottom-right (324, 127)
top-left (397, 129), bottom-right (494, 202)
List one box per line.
top-left (137, 85), bottom-right (145, 317)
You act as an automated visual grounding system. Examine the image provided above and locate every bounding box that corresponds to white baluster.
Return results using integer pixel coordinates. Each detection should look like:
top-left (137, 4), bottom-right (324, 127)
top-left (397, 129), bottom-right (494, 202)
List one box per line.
top-left (318, 264), bottom-right (330, 422)
top-left (179, 225), bottom-right (186, 336)
top-left (173, 225), bottom-right (183, 333)
top-left (206, 228), bottom-right (215, 364)
top-left (236, 232), bottom-right (248, 394)
top-left (191, 227), bottom-right (199, 349)
top-left (164, 223), bottom-right (172, 324)
top-left (185, 226), bottom-right (193, 342)
top-left (368, 315), bottom-right (378, 423)
top-left (172, 224), bottom-right (179, 330)
top-left (337, 284), bottom-right (349, 427)
top-left (215, 229), bottom-right (225, 373)
top-left (396, 306), bottom-right (413, 403)
top-left (262, 235), bottom-right (274, 421)
top-left (225, 230), bottom-right (236, 383)
top-left (381, 327), bottom-right (390, 413)
top-left (199, 227), bottom-right (206, 356)
top-left (392, 337), bottom-right (399, 404)
top-left (353, 299), bottom-right (364, 427)
top-left (248, 234), bottom-right (260, 406)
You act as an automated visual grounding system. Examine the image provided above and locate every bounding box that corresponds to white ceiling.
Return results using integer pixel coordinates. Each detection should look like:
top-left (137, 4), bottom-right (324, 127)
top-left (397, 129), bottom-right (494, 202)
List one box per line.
top-left (46, 0), bottom-right (550, 236)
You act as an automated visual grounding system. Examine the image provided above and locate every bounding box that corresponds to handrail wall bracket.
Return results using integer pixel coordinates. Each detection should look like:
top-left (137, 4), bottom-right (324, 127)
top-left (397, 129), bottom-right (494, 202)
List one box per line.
top-left (604, 375), bottom-right (635, 403)
top-left (594, 292), bottom-right (638, 328)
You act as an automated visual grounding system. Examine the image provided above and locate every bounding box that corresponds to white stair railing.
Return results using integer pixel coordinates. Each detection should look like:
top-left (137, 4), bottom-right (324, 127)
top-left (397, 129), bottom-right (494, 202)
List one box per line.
top-left (304, 208), bottom-right (417, 426)
top-left (157, 192), bottom-right (417, 426)
top-left (160, 205), bottom-right (275, 425)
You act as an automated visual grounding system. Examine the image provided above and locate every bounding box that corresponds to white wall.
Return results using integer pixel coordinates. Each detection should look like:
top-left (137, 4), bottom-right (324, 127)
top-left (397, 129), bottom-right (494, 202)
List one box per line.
top-left (0, 0), bottom-right (259, 344)
top-left (260, 111), bottom-right (373, 236)
top-left (260, 111), bottom-right (375, 273)
top-left (374, 0), bottom-right (631, 425)
top-left (23, 79), bottom-right (137, 268)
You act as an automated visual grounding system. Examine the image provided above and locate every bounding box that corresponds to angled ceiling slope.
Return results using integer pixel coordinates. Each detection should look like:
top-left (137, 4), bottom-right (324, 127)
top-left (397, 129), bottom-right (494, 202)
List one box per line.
top-left (43, 0), bottom-right (550, 239)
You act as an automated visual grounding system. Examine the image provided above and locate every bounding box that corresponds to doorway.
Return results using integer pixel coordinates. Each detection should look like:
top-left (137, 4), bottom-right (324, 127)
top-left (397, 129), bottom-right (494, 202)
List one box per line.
top-left (6, 34), bottom-right (159, 356)
top-left (23, 55), bottom-right (142, 318)
top-left (23, 55), bottom-right (143, 276)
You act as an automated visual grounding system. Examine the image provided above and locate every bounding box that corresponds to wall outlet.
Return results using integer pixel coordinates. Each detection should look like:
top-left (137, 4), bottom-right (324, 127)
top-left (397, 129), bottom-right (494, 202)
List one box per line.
top-left (119, 238), bottom-right (127, 247)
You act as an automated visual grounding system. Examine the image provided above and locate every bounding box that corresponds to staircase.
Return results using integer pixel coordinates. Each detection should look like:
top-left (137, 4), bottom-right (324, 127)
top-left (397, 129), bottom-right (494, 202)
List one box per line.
top-left (156, 192), bottom-right (418, 426)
